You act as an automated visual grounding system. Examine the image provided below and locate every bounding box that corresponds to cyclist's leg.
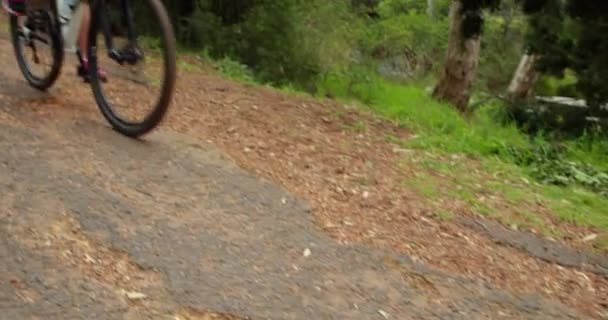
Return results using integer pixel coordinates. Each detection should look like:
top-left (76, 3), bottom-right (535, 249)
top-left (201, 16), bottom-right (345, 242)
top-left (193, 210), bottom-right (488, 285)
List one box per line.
top-left (77, 2), bottom-right (89, 60)
top-left (4, 0), bottom-right (26, 16)
top-left (76, 2), bottom-right (107, 81)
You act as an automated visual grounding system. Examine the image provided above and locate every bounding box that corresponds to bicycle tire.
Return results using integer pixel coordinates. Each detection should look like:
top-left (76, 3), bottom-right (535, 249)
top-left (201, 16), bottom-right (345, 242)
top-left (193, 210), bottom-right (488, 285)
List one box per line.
top-left (10, 10), bottom-right (64, 91)
top-left (87, 0), bottom-right (177, 138)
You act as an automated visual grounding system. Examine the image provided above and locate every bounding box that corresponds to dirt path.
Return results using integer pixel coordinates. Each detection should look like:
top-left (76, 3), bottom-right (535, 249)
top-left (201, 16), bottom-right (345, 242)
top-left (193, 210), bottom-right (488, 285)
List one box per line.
top-left (0, 82), bottom-right (588, 320)
top-left (162, 63), bottom-right (607, 316)
top-left (0, 30), bottom-right (605, 318)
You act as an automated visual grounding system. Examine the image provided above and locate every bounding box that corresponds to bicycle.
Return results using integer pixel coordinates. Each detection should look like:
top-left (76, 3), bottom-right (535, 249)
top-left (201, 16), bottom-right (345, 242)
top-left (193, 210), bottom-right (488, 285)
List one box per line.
top-left (3, 0), bottom-right (177, 137)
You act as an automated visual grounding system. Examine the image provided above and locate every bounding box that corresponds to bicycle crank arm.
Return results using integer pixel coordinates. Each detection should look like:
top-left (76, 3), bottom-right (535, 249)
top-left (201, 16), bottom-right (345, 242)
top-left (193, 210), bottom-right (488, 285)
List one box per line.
top-left (108, 45), bottom-right (143, 65)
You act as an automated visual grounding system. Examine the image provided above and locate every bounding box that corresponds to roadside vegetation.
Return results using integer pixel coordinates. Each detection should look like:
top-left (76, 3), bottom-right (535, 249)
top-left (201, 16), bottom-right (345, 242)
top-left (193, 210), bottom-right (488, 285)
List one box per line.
top-left (166, 0), bottom-right (608, 246)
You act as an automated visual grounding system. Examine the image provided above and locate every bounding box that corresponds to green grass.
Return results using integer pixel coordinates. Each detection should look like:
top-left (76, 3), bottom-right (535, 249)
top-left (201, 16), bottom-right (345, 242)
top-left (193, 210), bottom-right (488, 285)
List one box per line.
top-left (543, 186), bottom-right (608, 229)
top-left (435, 211), bottom-right (456, 221)
top-left (403, 152), bottom-right (608, 243)
top-left (344, 120), bottom-right (367, 133)
top-left (418, 156), bottom-right (463, 177)
top-left (316, 68), bottom-right (530, 158)
top-left (314, 68), bottom-right (608, 242)
top-left (212, 57), bottom-right (255, 83)
top-left (402, 177), bottom-right (441, 199)
top-left (175, 49), bottom-right (608, 244)
top-left (177, 59), bottom-right (203, 73)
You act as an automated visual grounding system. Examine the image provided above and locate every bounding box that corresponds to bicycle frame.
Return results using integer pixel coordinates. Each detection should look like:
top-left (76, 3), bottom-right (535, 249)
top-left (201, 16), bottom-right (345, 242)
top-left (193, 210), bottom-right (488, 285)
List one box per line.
top-left (4, 0), bottom-right (176, 137)
top-left (2, 0), bottom-right (140, 62)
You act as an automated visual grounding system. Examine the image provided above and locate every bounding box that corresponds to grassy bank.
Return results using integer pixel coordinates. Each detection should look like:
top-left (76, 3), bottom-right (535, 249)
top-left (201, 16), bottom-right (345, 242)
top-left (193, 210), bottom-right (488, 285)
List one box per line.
top-left (315, 68), bottom-right (608, 235)
top-left (183, 55), bottom-right (608, 242)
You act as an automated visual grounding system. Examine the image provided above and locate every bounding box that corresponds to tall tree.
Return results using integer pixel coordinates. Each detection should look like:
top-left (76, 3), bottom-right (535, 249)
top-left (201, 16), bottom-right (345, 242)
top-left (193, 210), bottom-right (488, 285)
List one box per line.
top-left (432, 0), bottom-right (482, 112)
top-left (508, 52), bottom-right (540, 99)
top-left (433, 0), bottom-right (501, 111)
top-left (564, 1), bottom-right (608, 109)
top-left (520, 0), bottom-right (608, 108)
top-left (434, 0), bottom-right (564, 110)
top-left (509, 0), bottom-right (566, 99)
top-left (427, 0), bottom-right (435, 17)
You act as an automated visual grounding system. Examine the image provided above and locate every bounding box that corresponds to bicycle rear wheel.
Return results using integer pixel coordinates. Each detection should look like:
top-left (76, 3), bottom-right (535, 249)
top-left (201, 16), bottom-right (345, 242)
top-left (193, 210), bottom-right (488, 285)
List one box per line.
top-left (10, 7), bottom-right (64, 91)
top-left (87, 0), bottom-right (176, 138)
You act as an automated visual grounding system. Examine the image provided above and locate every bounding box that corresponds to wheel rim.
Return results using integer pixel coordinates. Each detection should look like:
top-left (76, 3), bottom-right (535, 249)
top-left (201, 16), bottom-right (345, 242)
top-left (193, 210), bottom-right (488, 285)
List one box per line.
top-left (89, 0), bottom-right (175, 131)
top-left (14, 11), bottom-right (57, 85)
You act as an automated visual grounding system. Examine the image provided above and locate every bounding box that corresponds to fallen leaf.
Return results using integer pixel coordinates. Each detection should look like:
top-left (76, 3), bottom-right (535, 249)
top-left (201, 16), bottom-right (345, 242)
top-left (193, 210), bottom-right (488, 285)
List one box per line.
top-left (392, 148), bottom-right (412, 154)
top-left (582, 234), bottom-right (597, 242)
top-left (378, 309), bottom-right (390, 319)
top-left (303, 248), bottom-right (311, 257)
top-left (84, 254), bottom-right (96, 264)
top-left (124, 291), bottom-right (147, 300)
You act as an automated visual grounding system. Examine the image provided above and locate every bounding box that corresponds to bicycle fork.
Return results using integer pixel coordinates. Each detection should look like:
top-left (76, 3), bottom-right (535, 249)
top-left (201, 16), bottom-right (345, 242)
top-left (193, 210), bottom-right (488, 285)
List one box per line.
top-left (96, 0), bottom-right (142, 66)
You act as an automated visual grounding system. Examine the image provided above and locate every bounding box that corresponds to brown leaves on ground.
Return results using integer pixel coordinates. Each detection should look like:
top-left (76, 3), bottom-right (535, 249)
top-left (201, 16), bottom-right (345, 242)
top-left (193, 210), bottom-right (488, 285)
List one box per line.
top-left (15, 54), bottom-right (607, 318)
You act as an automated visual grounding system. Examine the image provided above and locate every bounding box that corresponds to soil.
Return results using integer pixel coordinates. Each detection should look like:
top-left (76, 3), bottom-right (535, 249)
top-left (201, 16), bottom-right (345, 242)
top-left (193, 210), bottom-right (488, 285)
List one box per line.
top-left (0, 22), bottom-right (606, 319)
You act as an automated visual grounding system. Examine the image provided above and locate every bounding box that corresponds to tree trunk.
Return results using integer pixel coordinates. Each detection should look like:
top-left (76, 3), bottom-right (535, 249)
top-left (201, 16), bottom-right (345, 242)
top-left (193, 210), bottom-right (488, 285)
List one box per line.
top-left (427, 0), bottom-right (434, 18)
top-left (508, 53), bottom-right (540, 99)
top-left (433, 0), bottom-right (481, 113)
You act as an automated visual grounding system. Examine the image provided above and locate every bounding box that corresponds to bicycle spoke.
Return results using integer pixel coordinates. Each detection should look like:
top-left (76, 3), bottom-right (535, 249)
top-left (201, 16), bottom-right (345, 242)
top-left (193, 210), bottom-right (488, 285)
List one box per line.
top-left (87, 0), bottom-right (176, 137)
top-left (10, 8), bottom-right (63, 90)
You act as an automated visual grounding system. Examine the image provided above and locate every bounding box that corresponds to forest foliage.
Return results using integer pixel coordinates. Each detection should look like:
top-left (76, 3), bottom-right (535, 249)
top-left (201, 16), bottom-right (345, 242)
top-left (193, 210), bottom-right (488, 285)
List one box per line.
top-left (161, 0), bottom-right (608, 200)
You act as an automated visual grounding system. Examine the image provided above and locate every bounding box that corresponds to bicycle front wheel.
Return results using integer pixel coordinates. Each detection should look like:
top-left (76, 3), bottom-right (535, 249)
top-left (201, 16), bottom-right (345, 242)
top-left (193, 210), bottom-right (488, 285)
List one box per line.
top-left (87, 0), bottom-right (177, 138)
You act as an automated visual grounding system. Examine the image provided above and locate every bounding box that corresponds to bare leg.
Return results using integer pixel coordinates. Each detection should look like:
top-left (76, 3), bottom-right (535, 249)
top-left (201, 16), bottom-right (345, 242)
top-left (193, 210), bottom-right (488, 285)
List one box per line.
top-left (77, 4), bottom-right (90, 60)
top-left (76, 5), bottom-right (107, 81)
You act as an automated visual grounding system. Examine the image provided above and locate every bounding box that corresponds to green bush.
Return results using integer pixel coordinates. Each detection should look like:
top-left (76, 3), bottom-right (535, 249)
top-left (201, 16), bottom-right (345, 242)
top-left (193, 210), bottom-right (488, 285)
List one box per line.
top-left (163, 0), bottom-right (608, 200)
top-left (361, 10), bottom-right (448, 78)
top-left (535, 69), bottom-right (580, 98)
top-left (174, 0), bottom-right (363, 88)
top-left (477, 11), bottom-right (527, 92)
top-left (508, 144), bottom-right (608, 197)
top-left (213, 57), bottom-right (255, 82)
